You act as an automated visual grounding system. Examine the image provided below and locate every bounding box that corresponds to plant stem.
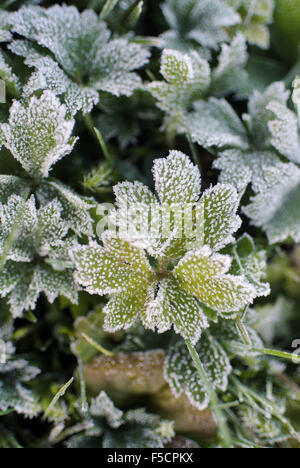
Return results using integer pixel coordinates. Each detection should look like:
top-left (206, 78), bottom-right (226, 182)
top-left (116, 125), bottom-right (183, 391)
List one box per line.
top-left (93, 128), bottom-right (114, 167)
top-left (236, 315), bottom-right (252, 346)
top-left (185, 339), bottom-right (232, 448)
top-left (252, 347), bottom-right (300, 364)
top-left (81, 332), bottom-right (114, 357)
top-left (187, 135), bottom-right (203, 176)
top-left (78, 357), bottom-right (88, 414)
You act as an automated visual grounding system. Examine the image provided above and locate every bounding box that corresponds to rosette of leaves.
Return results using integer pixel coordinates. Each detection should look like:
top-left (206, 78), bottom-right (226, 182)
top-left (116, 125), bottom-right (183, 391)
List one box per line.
top-left (226, 0), bottom-right (274, 49)
top-left (160, 0), bottom-right (241, 57)
top-left (148, 36), bottom-right (247, 135)
top-left (0, 324), bottom-right (41, 417)
top-left (0, 195), bottom-right (80, 317)
top-left (0, 90), bottom-right (95, 316)
top-left (66, 391), bottom-right (174, 448)
top-left (186, 81), bottom-right (300, 243)
top-left (73, 150), bottom-right (262, 346)
top-left (8, 4), bottom-right (150, 116)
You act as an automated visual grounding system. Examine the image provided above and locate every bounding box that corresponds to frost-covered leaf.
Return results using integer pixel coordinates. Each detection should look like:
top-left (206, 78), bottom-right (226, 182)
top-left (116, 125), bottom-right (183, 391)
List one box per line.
top-left (104, 284), bottom-right (154, 333)
top-left (227, 0), bottom-right (274, 48)
top-left (114, 180), bottom-right (156, 207)
top-left (174, 246), bottom-right (256, 316)
top-left (36, 200), bottom-right (68, 248)
top-left (211, 317), bottom-right (263, 358)
top-left (0, 50), bottom-right (20, 97)
top-left (90, 391), bottom-right (123, 429)
top-left (252, 297), bottom-right (293, 345)
top-left (1, 91), bottom-right (77, 180)
top-left (148, 49), bottom-right (210, 133)
top-left (37, 180), bottom-right (95, 237)
top-left (214, 149), bottom-right (280, 193)
top-left (0, 176), bottom-right (29, 204)
top-left (165, 334), bottom-right (232, 410)
top-left (67, 390), bottom-right (170, 449)
top-left (200, 183), bottom-right (241, 251)
top-left (0, 193), bottom-right (79, 316)
top-left (188, 98), bottom-right (248, 150)
top-left (267, 101), bottom-right (300, 165)
top-left (211, 33), bottom-right (248, 95)
top-left (153, 150), bottom-right (201, 204)
top-left (103, 425), bottom-right (164, 448)
top-left (0, 195), bottom-right (37, 263)
top-left (32, 264), bottom-right (78, 305)
top-left (0, 329), bottom-right (40, 417)
top-left (230, 234), bottom-right (270, 297)
top-left (0, 11), bottom-right (12, 43)
top-left (244, 81), bottom-right (289, 149)
top-left (10, 5), bottom-right (150, 113)
top-left (160, 0), bottom-right (240, 55)
top-left (143, 278), bottom-right (208, 345)
top-left (73, 239), bottom-right (151, 297)
top-left (244, 161), bottom-right (300, 243)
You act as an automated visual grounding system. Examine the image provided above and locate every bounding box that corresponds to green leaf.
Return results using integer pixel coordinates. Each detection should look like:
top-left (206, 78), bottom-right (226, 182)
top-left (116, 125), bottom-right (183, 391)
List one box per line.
top-left (0, 330), bottom-right (40, 417)
top-left (90, 391), bottom-right (123, 429)
top-left (0, 50), bottom-right (20, 97)
top-left (231, 234), bottom-right (270, 297)
top-left (211, 33), bottom-right (248, 95)
top-left (1, 91), bottom-right (77, 180)
top-left (188, 98), bottom-right (248, 150)
top-left (104, 284), bottom-right (154, 332)
top-left (0, 195), bottom-right (37, 263)
top-left (200, 183), bottom-right (241, 251)
top-left (153, 150), bottom-right (201, 204)
top-left (165, 334), bottom-right (232, 410)
top-left (161, 0), bottom-right (240, 54)
top-left (143, 278), bottom-right (208, 345)
top-left (37, 180), bottom-right (95, 237)
top-left (11, 5), bottom-right (150, 112)
top-left (243, 160), bottom-right (300, 243)
top-left (267, 100), bottom-right (300, 164)
top-left (227, 0), bottom-right (274, 49)
top-left (73, 240), bottom-right (151, 297)
top-left (174, 246), bottom-right (256, 316)
top-left (148, 49), bottom-right (210, 133)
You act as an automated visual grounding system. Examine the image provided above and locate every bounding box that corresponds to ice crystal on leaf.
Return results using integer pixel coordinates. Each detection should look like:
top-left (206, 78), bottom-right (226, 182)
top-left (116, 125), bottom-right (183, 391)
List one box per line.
top-left (0, 195), bottom-right (79, 317)
top-left (165, 334), bottom-right (232, 410)
top-left (0, 50), bottom-right (20, 98)
top-left (160, 0), bottom-right (241, 57)
top-left (0, 11), bottom-right (12, 43)
top-left (0, 325), bottom-right (40, 417)
top-left (73, 151), bottom-right (258, 345)
top-left (9, 5), bottom-right (150, 115)
top-left (148, 36), bottom-right (247, 134)
top-left (67, 391), bottom-right (173, 449)
top-left (187, 81), bottom-right (300, 243)
top-left (1, 91), bottom-right (77, 180)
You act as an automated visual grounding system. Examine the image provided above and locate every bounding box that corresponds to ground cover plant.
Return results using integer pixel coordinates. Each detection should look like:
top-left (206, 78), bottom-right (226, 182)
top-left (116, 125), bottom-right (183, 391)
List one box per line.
top-left (0, 0), bottom-right (300, 449)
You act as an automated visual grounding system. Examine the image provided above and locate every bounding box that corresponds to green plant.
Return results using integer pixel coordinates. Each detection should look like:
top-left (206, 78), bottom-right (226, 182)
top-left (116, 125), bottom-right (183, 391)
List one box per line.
top-left (0, 0), bottom-right (300, 450)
